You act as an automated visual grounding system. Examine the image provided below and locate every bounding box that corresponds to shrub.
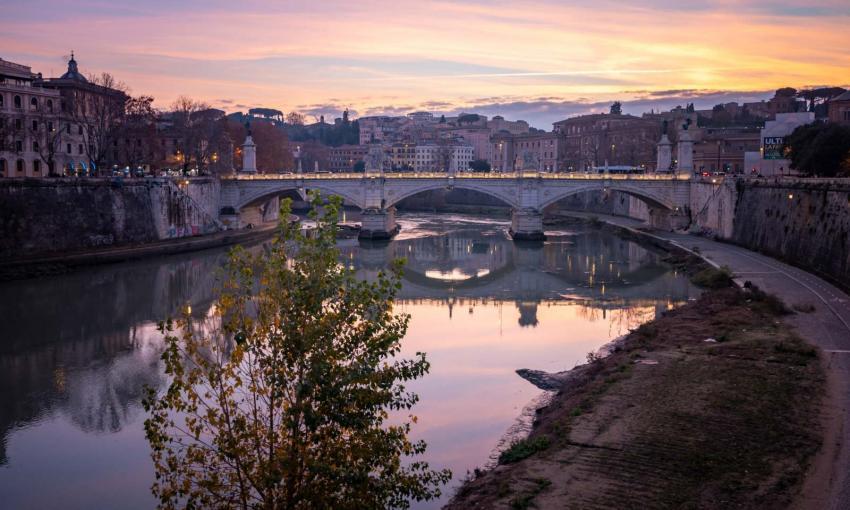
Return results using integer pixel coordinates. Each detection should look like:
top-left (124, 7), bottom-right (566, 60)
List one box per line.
top-left (690, 266), bottom-right (734, 289)
top-left (498, 436), bottom-right (551, 464)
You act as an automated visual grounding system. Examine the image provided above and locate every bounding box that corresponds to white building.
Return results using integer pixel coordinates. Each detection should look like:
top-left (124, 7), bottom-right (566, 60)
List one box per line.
top-left (743, 112), bottom-right (815, 176)
top-left (413, 142), bottom-right (474, 172)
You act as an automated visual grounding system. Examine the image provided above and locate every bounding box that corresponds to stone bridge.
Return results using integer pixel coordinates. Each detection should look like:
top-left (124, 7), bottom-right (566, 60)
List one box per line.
top-left (220, 172), bottom-right (692, 240)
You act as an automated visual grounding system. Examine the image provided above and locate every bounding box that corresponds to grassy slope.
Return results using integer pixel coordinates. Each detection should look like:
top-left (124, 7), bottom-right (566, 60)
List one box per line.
top-left (447, 286), bottom-right (825, 510)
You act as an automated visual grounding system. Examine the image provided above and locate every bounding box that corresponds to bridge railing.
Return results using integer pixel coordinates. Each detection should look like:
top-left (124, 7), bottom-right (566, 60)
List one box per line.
top-left (226, 171), bottom-right (691, 181)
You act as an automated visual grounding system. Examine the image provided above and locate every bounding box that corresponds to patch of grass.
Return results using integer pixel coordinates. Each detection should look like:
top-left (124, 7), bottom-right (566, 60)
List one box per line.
top-left (498, 436), bottom-right (551, 465)
top-left (793, 302), bottom-right (816, 313)
top-left (774, 340), bottom-right (818, 360)
top-left (690, 265), bottom-right (734, 288)
top-left (744, 283), bottom-right (792, 315)
top-left (509, 478), bottom-right (551, 510)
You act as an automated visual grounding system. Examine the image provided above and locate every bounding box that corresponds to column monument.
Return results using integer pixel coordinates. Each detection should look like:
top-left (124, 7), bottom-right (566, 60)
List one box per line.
top-left (676, 118), bottom-right (694, 175)
top-left (656, 120), bottom-right (672, 172)
top-left (240, 123), bottom-right (257, 174)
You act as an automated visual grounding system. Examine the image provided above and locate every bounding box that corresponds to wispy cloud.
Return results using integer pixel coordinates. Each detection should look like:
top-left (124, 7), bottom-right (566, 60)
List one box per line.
top-left (1, 0), bottom-right (847, 128)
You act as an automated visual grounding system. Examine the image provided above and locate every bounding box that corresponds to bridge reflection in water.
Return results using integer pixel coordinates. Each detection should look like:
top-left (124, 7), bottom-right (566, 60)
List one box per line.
top-left (0, 213), bottom-right (697, 510)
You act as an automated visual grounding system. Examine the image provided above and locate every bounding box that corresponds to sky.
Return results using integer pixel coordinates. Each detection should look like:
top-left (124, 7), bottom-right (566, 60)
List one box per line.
top-left (3, 0), bottom-right (849, 128)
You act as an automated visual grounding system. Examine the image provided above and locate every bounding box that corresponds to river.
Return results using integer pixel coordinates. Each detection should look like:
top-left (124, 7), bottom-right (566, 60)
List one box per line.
top-left (0, 212), bottom-right (699, 509)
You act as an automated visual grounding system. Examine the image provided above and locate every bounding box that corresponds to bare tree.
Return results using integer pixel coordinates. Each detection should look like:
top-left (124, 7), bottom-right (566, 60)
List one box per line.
top-left (170, 96), bottom-right (227, 174)
top-left (116, 95), bottom-right (157, 172)
top-left (28, 112), bottom-right (65, 176)
top-left (285, 111), bottom-right (305, 126)
top-left (67, 72), bottom-right (128, 174)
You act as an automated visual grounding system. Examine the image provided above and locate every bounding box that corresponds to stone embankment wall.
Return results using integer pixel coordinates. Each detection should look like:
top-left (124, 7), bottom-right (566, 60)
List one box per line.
top-left (0, 178), bottom-right (221, 260)
top-left (727, 179), bottom-right (850, 286)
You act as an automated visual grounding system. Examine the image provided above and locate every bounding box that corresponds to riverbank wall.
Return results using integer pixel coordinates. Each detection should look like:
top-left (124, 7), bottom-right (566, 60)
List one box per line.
top-left (0, 177), bottom-right (222, 260)
top-left (727, 179), bottom-right (850, 287)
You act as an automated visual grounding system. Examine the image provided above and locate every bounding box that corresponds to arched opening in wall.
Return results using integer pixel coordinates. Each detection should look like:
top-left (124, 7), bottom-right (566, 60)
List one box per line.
top-left (393, 187), bottom-right (513, 216)
top-left (238, 188), bottom-right (345, 228)
top-left (541, 188), bottom-right (668, 223)
top-left (16, 159), bottom-right (25, 175)
top-left (0, 158), bottom-right (6, 177)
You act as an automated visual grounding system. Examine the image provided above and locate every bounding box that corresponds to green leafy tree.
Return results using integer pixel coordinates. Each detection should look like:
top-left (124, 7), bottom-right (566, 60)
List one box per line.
top-left (468, 159), bottom-right (491, 172)
top-left (610, 101), bottom-right (622, 115)
top-left (785, 122), bottom-right (850, 177)
top-left (143, 194), bottom-right (450, 509)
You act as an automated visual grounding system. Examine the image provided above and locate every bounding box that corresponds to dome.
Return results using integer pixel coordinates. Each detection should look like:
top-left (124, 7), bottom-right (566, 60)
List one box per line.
top-left (59, 52), bottom-right (88, 82)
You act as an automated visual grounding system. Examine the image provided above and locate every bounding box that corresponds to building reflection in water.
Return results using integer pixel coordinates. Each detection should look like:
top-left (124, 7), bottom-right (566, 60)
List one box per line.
top-left (0, 213), bottom-right (697, 510)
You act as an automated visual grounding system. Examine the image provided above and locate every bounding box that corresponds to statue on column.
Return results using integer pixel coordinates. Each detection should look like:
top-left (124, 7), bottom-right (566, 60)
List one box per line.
top-left (240, 122), bottom-right (257, 174)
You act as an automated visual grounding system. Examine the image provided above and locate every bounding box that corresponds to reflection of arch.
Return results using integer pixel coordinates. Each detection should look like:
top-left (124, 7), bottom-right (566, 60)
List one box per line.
top-left (402, 260), bottom-right (516, 290)
top-left (236, 183), bottom-right (366, 210)
top-left (385, 182), bottom-right (517, 209)
top-left (540, 184), bottom-right (675, 211)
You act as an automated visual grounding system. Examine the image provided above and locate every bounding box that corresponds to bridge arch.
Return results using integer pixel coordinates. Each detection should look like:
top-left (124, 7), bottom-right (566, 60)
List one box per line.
top-left (384, 181), bottom-right (519, 209)
top-left (235, 182), bottom-right (366, 211)
top-left (539, 183), bottom-right (676, 211)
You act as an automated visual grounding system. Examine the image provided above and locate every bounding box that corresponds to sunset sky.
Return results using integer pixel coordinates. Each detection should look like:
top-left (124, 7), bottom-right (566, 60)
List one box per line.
top-left (3, 0), bottom-right (849, 127)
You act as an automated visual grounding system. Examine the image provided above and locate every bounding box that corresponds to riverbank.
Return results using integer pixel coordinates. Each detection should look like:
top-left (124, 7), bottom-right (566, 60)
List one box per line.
top-left (0, 224), bottom-right (278, 281)
top-left (447, 279), bottom-right (826, 509)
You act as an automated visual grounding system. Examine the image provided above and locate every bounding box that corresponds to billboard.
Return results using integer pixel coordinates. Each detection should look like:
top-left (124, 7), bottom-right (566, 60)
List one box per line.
top-left (763, 136), bottom-right (785, 160)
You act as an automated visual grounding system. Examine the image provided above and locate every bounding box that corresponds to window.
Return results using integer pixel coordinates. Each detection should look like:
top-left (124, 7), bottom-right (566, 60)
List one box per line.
top-left (16, 159), bottom-right (25, 174)
top-left (15, 140), bottom-right (23, 152)
top-left (30, 97), bottom-right (38, 111)
top-left (32, 141), bottom-right (39, 152)
top-left (0, 159), bottom-right (5, 176)
top-left (78, 144), bottom-right (84, 155)
top-left (33, 160), bottom-right (41, 173)
top-left (66, 123), bottom-right (71, 134)
top-left (0, 94), bottom-right (3, 108)
top-left (48, 121), bottom-right (54, 132)
top-left (67, 143), bottom-right (71, 154)
top-left (14, 118), bottom-right (22, 130)
top-left (31, 120), bottom-right (38, 131)
top-left (46, 99), bottom-right (53, 113)
top-left (14, 95), bottom-right (22, 109)
top-left (78, 125), bottom-right (83, 135)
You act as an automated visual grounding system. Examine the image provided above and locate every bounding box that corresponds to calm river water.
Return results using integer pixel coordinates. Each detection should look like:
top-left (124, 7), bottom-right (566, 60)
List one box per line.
top-left (0, 212), bottom-right (698, 509)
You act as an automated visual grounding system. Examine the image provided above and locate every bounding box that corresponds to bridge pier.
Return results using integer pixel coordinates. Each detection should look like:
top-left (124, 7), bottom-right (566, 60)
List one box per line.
top-left (510, 208), bottom-right (546, 242)
top-left (359, 207), bottom-right (399, 240)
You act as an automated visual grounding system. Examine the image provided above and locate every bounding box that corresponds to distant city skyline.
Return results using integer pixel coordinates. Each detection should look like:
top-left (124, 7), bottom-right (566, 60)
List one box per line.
top-left (3, 0), bottom-right (849, 128)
